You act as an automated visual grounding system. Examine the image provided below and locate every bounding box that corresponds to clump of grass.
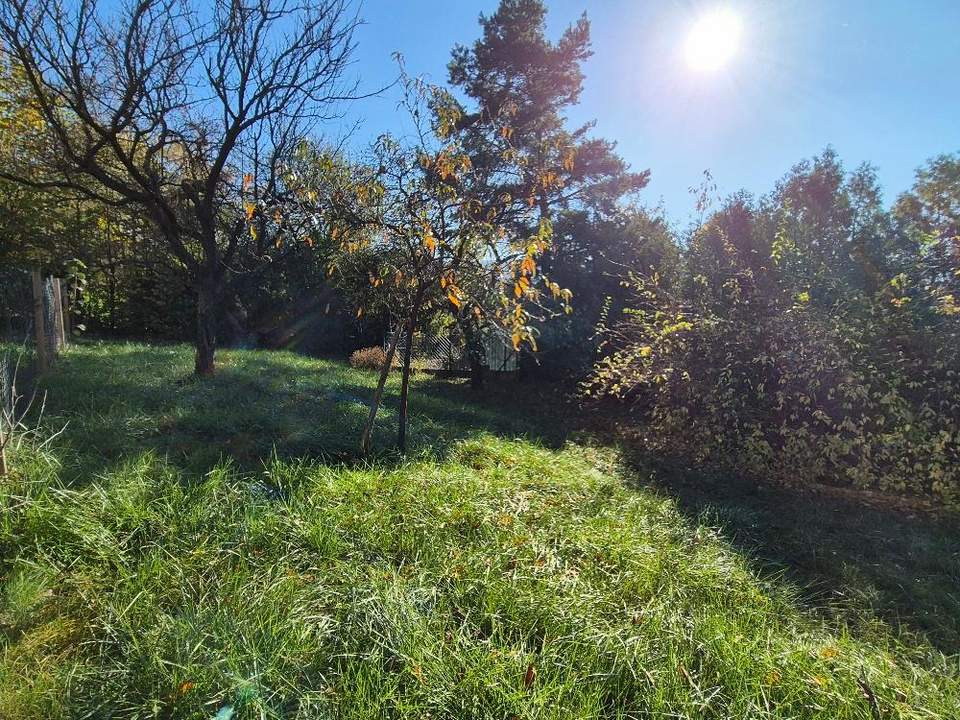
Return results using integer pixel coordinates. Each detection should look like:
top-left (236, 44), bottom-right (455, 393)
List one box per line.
top-left (1, 435), bottom-right (957, 719)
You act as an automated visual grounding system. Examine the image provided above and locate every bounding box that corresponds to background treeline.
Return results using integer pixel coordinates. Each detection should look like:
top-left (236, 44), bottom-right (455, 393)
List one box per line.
top-left (584, 151), bottom-right (960, 504)
top-left (1, 0), bottom-right (958, 503)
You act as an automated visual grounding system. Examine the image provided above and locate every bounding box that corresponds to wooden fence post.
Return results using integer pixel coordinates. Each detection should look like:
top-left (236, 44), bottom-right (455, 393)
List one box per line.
top-left (31, 269), bottom-right (48, 372)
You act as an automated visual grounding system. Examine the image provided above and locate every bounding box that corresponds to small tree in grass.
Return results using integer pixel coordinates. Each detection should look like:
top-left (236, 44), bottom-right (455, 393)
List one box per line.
top-left (301, 74), bottom-right (573, 454)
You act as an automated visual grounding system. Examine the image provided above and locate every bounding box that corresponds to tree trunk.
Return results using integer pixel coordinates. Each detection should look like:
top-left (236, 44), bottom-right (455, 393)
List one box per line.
top-left (359, 324), bottom-right (402, 455)
top-left (462, 319), bottom-right (485, 390)
top-left (194, 271), bottom-right (222, 376)
top-left (0, 445), bottom-right (7, 478)
top-left (397, 303), bottom-right (421, 454)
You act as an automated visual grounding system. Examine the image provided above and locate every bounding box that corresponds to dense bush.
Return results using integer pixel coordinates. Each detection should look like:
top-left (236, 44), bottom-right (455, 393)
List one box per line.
top-left (349, 345), bottom-right (387, 370)
top-left (586, 275), bottom-right (960, 503)
top-left (586, 151), bottom-right (960, 505)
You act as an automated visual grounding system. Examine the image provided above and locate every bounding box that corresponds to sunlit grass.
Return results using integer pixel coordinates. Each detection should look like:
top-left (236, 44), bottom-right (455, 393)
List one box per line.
top-left (0, 342), bottom-right (957, 718)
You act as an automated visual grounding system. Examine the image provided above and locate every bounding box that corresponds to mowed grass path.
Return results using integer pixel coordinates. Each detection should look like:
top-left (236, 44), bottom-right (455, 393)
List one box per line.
top-left (0, 342), bottom-right (958, 719)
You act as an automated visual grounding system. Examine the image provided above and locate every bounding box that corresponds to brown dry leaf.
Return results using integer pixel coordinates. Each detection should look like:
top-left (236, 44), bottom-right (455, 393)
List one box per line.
top-left (523, 663), bottom-right (536, 689)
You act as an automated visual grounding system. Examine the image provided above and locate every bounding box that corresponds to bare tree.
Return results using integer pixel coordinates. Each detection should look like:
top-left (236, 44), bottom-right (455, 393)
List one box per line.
top-left (0, 0), bottom-right (362, 374)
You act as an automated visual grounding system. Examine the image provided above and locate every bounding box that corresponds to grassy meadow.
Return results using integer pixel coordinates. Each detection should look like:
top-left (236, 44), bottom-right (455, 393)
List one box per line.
top-left (0, 341), bottom-right (958, 719)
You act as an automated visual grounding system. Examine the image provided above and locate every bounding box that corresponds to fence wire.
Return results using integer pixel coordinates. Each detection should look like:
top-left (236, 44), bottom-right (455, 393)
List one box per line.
top-left (384, 325), bottom-right (517, 372)
top-left (1, 268), bottom-right (68, 369)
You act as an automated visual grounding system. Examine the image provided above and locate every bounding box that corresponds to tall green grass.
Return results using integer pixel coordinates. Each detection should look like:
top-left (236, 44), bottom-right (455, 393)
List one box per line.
top-left (0, 342), bottom-right (957, 718)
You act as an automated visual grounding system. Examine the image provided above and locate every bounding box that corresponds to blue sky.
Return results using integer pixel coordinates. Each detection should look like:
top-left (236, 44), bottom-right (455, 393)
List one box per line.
top-left (333, 0), bottom-right (960, 224)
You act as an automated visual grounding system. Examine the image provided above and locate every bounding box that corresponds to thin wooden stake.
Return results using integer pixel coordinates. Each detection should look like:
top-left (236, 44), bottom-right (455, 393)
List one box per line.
top-left (52, 277), bottom-right (66, 351)
top-left (31, 270), bottom-right (48, 373)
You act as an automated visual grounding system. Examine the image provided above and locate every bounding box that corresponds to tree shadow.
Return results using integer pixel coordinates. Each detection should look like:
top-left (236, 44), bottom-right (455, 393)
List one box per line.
top-left (34, 342), bottom-right (960, 656)
top-left (37, 343), bottom-right (571, 481)
top-left (619, 447), bottom-right (960, 655)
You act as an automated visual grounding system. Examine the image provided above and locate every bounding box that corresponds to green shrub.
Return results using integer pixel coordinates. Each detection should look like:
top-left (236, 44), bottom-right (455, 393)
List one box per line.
top-left (585, 272), bottom-right (960, 505)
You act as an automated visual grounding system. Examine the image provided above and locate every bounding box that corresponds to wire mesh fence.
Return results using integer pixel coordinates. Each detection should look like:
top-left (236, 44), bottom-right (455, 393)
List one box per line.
top-left (383, 324), bottom-right (517, 373)
top-left (1, 268), bottom-right (69, 373)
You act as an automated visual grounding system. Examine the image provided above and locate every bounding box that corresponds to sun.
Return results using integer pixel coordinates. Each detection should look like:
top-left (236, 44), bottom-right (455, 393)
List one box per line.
top-left (685, 7), bottom-right (743, 73)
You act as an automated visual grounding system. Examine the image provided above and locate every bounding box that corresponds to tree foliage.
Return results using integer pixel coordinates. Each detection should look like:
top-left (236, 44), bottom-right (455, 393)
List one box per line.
top-left (299, 70), bottom-right (573, 452)
top-left (0, 0), bottom-right (361, 374)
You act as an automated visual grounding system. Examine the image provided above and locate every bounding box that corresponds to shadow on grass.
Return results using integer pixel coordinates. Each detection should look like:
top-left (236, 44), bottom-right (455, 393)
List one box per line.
top-left (38, 342), bottom-right (570, 479)
top-left (619, 447), bottom-right (960, 656)
top-left (35, 341), bottom-right (960, 656)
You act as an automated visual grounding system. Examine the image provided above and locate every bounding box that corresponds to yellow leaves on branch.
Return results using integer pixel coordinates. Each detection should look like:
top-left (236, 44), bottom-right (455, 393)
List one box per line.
top-left (432, 150), bottom-right (472, 182)
top-left (439, 271), bottom-right (464, 308)
top-left (938, 294), bottom-right (960, 315)
top-left (538, 170), bottom-right (560, 191)
top-left (423, 227), bottom-right (437, 254)
top-left (513, 275), bottom-right (530, 298)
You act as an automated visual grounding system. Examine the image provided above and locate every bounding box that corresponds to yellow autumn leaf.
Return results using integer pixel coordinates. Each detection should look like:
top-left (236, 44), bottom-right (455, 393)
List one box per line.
top-left (520, 256), bottom-right (536, 277)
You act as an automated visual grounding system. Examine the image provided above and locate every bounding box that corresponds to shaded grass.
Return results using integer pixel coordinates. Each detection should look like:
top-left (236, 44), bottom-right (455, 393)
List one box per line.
top-left (37, 341), bottom-right (560, 477)
top-left (0, 341), bottom-right (957, 718)
top-left (622, 452), bottom-right (960, 656)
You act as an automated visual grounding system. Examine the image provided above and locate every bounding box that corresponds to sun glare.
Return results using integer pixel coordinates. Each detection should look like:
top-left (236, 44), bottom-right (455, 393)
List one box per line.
top-left (685, 7), bottom-right (742, 73)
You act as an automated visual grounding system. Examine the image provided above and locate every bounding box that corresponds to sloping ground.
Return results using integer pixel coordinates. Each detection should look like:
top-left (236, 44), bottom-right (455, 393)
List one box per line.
top-left (0, 343), bottom-right (957, 718)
